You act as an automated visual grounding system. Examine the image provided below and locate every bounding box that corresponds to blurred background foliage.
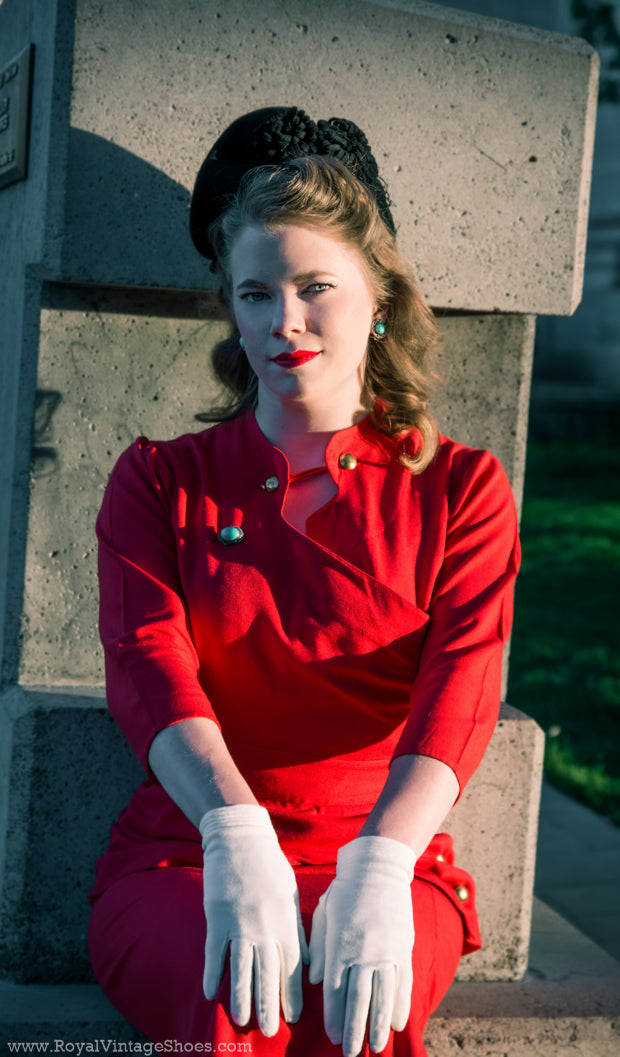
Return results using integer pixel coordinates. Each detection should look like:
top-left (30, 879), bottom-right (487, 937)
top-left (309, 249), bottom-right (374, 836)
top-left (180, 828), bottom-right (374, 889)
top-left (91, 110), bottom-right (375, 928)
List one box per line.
top-left (508, 441), bottom-right (620, 824)
top-left (572, 0), bottom-right (620, 100)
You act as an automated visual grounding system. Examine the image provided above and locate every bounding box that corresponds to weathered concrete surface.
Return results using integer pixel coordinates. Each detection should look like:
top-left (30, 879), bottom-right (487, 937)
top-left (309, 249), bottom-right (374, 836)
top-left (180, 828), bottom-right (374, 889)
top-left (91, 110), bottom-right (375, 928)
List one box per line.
top-left (0, 0), bottom-right (74, 688)
top-left (433, 313), bottom-right (535, 516)
top-left (427, 901), bottom-right (620, 1056)
top-left (0, 978), bottom-right (144, 1043)
top-left (1, 901), bottom-right (618, 1052)
top-left (60, 0), bottom-right (597, 315)
top-left (0, 687), bottom-right (143, 984)
top-left (18, 285), bottom-right (229, 685)
top-left (17, 297), bottom-right (533, 687)
top-left (0, 688), bottom-right (540, 984)
top-left (448, 704), bottom-right (544, 982)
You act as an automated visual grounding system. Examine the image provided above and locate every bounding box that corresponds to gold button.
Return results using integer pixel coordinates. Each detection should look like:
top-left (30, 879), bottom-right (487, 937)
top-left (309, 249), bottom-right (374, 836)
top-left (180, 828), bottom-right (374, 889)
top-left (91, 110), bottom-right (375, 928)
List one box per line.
top-left (454, 885), bottom-right (469, 903)
top-left (263, 475), bottom-right (280, 492)
top-left (339, 452), bottom-right (358, 470)
top-left (436, 854), bottom-right (446, 863)
top-left (218, 526), bottom-right (244, 545)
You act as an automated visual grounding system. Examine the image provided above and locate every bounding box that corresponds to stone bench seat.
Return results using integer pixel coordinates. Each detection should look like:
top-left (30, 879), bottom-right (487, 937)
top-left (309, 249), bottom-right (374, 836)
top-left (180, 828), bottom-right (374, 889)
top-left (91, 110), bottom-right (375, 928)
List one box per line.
top-left (2, 902), bottom-right (619, 1056)
top-left (1, 688), bottom-right (542, 986)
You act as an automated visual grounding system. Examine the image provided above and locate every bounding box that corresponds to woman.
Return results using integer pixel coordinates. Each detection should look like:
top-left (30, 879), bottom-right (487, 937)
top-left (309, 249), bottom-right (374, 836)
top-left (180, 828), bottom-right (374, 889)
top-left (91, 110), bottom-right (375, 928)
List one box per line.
top-left (89, 107), bottom-right (519, 1057)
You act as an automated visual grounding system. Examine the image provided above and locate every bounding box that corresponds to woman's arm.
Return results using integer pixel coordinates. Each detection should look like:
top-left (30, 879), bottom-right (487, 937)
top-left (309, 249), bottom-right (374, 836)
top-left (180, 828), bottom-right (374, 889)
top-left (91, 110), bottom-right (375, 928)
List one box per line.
top-left (309, 754), bottom-right (459, 1057)
top-left (148, 716), bottom-right (308, 1035)
top-left (358, 752), bottom-right (459, 859)
top-left (98, 439), bottom-right (307, 1034)
top-left (311, 450), bottom-right (518, 1057)
top-left (148, 717), bottom-right (259, 828)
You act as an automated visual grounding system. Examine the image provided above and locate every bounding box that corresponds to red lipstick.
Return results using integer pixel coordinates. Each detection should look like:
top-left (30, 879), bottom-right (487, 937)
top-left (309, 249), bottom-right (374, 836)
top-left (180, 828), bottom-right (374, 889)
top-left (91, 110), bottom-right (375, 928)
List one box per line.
top-left (272, 350), bottom-right (321, 368)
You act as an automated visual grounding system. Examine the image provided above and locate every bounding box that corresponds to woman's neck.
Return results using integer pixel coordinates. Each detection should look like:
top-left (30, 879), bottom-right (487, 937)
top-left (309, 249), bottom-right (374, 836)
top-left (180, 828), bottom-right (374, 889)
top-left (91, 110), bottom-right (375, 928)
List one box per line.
top-left (254, 392), bottom-right (368, 473)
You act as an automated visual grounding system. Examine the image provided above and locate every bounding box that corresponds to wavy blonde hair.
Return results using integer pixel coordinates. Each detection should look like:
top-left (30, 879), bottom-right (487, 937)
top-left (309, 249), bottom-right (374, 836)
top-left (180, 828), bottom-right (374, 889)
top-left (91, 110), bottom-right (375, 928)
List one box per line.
top-left (201, 156), bottom-right (440, 472)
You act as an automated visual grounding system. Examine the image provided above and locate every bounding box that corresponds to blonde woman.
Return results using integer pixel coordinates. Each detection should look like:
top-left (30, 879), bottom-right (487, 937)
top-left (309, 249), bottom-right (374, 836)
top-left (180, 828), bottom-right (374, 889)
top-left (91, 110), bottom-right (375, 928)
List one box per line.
top-left (90, 108), bottom-right (519, 1057)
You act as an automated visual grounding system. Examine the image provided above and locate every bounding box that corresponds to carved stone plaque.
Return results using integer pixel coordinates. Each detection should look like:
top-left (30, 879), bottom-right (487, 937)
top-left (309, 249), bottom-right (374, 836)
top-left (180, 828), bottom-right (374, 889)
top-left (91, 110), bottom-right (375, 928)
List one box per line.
top-left (0, 44), bottom-right (34, 190)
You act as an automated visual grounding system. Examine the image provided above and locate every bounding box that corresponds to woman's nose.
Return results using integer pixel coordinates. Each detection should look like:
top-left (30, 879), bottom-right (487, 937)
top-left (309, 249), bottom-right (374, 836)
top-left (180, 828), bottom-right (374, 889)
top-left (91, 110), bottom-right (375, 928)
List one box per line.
top-left (271, 295), bottom-right (305, 338)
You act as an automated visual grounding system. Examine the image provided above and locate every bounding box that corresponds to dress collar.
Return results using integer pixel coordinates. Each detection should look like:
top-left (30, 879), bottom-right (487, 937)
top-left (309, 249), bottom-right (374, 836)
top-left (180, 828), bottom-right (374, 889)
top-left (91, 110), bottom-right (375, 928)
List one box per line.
top-left (244, 409), bottom-right (397, 477)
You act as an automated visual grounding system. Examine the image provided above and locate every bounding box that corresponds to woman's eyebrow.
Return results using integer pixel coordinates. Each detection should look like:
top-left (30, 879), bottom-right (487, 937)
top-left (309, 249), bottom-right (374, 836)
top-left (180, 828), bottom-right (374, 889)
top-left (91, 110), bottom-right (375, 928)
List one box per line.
top-left (293, 271), bottom-right (339, 284)
top-left (235, 278), bottom-right (270, 291)
top-left (236, 271), bottom-right (337, 291)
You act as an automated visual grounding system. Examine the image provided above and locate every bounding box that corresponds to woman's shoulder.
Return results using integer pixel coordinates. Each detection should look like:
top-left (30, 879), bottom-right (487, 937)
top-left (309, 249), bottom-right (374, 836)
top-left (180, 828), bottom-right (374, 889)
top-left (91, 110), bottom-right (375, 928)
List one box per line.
top-left (110, 416), bottom-right (250, 480)
top-left (426, 433), bottom-right (516, 521)
top-left (432, 432), bottom-right (506, 475)
top-left (362, 415), bottom-right (512, 499)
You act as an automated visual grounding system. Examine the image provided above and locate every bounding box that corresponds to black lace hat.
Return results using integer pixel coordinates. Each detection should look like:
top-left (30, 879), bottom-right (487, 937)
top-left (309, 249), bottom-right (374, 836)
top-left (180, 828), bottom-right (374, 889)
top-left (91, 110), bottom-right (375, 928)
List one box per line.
top-left (189, 106), bottom-right (395, 259)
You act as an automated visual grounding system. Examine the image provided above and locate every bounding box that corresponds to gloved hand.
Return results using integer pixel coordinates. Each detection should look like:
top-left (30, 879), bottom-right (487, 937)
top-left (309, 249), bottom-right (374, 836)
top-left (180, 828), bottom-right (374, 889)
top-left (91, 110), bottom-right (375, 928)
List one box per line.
top-left (199, 803), bottom-right (309, 1036)
top-left (309, 836), bottom-right (416, 1057)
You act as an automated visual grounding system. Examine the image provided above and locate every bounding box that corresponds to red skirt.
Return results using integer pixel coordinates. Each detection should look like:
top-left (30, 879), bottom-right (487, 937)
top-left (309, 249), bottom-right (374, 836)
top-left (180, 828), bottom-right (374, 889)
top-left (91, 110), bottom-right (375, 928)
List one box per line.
top-left (89, 853), bottom-right (466, 1057)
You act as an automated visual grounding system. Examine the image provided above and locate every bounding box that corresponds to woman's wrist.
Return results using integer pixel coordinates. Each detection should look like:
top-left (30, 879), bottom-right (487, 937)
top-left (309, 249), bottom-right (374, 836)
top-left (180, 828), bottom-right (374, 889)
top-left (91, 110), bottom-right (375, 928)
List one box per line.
top-left (358, 753), bottom-right (459, 861)
top-left (148, 716), bottom-right (259, 828)
top-left (199, 802), bottom-right (272, 837)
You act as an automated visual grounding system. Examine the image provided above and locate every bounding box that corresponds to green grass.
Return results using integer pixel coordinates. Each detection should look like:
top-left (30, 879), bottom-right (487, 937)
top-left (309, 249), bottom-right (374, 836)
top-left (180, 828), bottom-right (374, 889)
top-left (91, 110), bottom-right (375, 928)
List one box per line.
top-left (507, 442), bottom-right (620, 825)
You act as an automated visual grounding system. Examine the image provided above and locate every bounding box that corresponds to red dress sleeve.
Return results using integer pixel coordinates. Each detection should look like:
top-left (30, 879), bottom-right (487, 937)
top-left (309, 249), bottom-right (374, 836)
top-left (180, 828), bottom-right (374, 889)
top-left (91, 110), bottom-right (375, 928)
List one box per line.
top-left (392, 446), bottom-right (520, 794)
top-left (97, 437), bottom-right (220, 773)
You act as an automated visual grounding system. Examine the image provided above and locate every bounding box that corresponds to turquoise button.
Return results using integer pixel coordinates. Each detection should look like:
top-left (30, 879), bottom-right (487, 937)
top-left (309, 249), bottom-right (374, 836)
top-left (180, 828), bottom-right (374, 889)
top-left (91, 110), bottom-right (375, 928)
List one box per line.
top-left (218, 525), bottom-right (245, 545)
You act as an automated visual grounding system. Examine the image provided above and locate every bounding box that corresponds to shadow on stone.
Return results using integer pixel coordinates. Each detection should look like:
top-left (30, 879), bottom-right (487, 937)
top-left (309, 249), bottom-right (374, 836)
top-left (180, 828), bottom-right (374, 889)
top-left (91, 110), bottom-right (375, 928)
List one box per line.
top-left (62, 128), bottom-right (203, 289)
top-left (0, 694), bottom-right (144, 984)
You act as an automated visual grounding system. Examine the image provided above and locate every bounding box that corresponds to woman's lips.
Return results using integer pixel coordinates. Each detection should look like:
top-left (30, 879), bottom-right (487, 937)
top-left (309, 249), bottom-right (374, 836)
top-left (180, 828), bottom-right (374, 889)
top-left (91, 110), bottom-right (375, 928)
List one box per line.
top-left (271, 350), bottom-right (321, 368)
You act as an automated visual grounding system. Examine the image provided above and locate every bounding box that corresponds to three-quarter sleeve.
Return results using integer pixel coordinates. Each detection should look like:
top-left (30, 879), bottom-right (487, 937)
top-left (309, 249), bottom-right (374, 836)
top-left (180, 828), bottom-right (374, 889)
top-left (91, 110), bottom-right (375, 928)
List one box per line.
top-left (97, 437), bottom-right (220, 773)
top-left (392, 448), bottom-right (520, 793)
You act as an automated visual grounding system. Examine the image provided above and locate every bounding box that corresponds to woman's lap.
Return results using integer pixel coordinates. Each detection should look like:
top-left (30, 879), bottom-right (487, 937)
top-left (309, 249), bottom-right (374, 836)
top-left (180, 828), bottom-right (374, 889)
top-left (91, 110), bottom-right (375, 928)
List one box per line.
top-left (89, 865), bottom-right (463, 1056)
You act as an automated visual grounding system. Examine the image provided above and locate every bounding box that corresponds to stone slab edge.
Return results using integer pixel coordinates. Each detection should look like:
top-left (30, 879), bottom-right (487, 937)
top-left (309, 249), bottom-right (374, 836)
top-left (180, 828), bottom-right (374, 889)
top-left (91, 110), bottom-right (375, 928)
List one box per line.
top-left (59, 0), bottom-right (598, 314)
top-left (0, 901), bottom-right (618, 1049)
top-left (368, 0), bottom-right (596, 50)
top-left (362, 0), bottom-right (601, 321)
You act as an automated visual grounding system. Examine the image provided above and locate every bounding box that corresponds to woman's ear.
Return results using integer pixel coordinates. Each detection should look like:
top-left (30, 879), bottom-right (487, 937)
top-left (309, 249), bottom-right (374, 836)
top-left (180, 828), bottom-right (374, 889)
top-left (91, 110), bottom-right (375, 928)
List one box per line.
top-left (371, 307), bottom-right (389, 328)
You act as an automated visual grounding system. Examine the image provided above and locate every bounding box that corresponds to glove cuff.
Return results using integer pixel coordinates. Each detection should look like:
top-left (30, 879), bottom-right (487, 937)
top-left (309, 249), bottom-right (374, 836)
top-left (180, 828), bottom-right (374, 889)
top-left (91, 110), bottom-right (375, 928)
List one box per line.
top-left (337, 836), bottom-right (415, 883)
top-left (199, 803), bottom-right (275, 848)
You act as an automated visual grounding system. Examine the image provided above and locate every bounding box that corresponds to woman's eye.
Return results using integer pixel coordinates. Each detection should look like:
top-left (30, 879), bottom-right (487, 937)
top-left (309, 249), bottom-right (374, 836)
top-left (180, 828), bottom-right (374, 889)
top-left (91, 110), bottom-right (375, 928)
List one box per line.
top-left (241, 291), bottom-right (269, 303)
top-left (305, 282), bottom-right (333, 295)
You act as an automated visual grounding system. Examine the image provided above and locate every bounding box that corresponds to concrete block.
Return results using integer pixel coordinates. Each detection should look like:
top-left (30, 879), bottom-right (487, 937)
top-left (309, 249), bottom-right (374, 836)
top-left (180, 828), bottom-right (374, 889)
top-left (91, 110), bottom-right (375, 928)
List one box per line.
top-left (1, 901), bottom-right (618, 1053)
top-left (0, 687), bottom-right (541, 984)
top-left (433, 313), bottom-right (535, 516)
top-left (0, 687), bottom-right (143, 984)
top-left (449, 703), bottom-right (544, 981)
top-left (56, 0), bottom-right (597, 314)
top-left (0, 0), bottom-right (75, 685)
top-left (17, 284), bottom-right (228, 685)
top-left (0, 978), bottom-right (144, 1044)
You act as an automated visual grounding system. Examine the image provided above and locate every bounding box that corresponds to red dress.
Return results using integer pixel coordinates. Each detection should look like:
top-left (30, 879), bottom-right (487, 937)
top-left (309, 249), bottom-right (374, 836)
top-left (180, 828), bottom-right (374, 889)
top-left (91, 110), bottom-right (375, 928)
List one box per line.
top-left (89, 411), bottom-right (519, 1055)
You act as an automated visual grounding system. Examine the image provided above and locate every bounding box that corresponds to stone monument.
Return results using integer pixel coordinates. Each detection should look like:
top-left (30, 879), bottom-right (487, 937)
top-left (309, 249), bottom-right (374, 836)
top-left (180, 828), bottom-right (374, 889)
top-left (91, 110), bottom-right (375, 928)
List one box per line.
top-left (1, 1), bottom-right (614, 1053)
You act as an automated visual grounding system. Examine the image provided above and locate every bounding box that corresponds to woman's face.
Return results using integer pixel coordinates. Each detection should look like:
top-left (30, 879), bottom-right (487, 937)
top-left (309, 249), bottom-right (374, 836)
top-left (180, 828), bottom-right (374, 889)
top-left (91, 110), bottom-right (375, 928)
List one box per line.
top-left (228, 222), bottom-right (378, 418)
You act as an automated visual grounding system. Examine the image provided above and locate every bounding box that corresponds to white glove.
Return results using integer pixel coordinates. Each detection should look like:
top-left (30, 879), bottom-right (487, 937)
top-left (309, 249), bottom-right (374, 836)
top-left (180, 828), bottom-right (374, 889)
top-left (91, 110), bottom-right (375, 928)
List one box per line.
top-left (309, 836), bottom-right (415, 1057)
top-left (199, 804), bottom-right (309, 1036)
